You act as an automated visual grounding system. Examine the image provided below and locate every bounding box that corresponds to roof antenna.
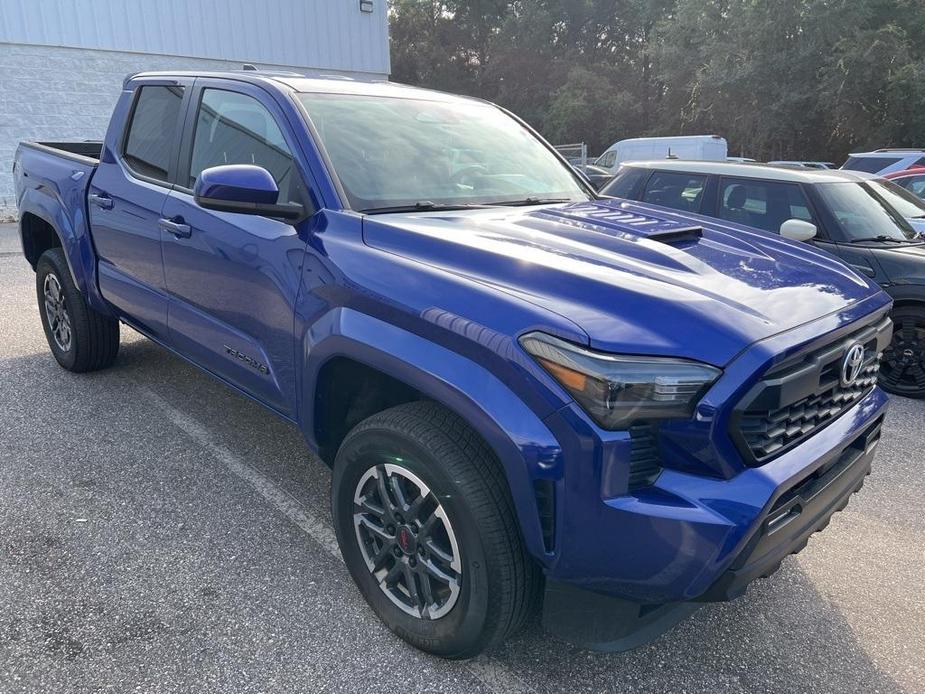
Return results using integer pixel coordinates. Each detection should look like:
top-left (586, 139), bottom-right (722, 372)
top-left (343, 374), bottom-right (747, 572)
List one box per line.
top-left (242, 64), bottom-right (258, 71)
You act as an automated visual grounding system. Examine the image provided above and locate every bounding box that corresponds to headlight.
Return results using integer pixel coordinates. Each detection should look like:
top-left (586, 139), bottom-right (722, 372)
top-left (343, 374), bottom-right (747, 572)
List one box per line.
top-left (520, 332), bottom-right (721, 430)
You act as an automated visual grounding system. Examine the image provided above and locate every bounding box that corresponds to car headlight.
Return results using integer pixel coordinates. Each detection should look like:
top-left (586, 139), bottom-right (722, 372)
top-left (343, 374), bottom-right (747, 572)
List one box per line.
top-left (520, 332), bottom-right (721, 430)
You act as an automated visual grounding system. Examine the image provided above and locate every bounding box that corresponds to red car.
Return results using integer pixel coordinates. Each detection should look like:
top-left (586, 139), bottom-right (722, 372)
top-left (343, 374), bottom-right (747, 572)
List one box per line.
top-left (884, 167), bottom-right (925, 199)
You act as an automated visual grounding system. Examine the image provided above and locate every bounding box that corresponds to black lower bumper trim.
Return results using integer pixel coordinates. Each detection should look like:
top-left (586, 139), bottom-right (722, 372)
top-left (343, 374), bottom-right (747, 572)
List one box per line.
top-left (698, 415), bottom-right (883, 602)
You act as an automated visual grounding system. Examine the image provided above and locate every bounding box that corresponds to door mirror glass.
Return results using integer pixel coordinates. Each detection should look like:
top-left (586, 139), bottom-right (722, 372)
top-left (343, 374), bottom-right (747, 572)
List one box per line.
top-left (194, 164), bottom-right (303, 220)
top-left (780, 218), bottom-right (817, 242)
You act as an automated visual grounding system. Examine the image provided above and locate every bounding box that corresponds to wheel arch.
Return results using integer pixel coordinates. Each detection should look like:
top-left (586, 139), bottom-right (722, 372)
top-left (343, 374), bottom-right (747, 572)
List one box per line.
top-left (301, 308), bottom-right (563, 564)
top-left (17, 188), bottom-right (112, 316)
top-left (882, 283), bottom-right (925, 309)
top-left (891, 297), bottom-right (925, 311)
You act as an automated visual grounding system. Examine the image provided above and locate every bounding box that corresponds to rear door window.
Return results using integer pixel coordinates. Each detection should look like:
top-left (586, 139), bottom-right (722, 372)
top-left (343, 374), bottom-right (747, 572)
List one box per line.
top-left (123, 85), bottom-right (185, 182)
top-left (718, 178), bottom-right (814, 233)
top-left (641, 171), bottom-right (707, 212)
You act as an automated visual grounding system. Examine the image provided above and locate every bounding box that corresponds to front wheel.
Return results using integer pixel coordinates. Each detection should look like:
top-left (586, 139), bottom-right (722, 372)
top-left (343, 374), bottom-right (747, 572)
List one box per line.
top-left (879, 306), bottom-right (925, 398)
top-left (331, 402), bottom-right (540, 658)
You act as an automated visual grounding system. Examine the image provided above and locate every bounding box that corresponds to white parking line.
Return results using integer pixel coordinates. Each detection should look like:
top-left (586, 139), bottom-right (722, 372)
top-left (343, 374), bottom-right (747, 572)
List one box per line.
top-left (140, 384), bottom-right (535, 694)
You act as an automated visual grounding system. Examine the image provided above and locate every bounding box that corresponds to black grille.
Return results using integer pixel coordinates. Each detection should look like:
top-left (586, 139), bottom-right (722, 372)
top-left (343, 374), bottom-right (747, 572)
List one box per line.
top-left (733, 315), bottom-right (892, 465)
top-left (629, 423), bottom-right (662, 489)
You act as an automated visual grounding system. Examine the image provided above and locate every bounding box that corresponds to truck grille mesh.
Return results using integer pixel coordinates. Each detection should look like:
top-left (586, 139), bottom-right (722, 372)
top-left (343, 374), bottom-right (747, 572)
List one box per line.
top-left (739, 363), bottom-right (879, 460)
top-left (732, 315), bottom-right (891, 466)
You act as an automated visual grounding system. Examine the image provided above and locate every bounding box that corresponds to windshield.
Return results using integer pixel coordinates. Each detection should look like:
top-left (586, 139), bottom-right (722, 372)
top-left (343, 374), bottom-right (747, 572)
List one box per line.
top-left (842, 156), bottom-right (901, 173)
top-left (867, 178), bottom-right (925, 219)
top-left (297, 93), bottom-right (590, 212)
top-left (815, 182), bottom-right (919, 241)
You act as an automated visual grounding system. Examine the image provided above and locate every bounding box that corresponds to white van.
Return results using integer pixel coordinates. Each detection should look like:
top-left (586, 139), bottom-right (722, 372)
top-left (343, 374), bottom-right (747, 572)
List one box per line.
top-left (594, 135), bottom-right (728, 173)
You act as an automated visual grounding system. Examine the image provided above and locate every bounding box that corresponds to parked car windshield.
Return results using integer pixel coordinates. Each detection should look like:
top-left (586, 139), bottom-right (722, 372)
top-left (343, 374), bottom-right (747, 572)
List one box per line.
top-left (867, 178), bottom-right (925, 219)
top-left (842, 156), bottom-right (901, 173)
top-left (298, 93), bottom-right (590, 212)
top-left (815, 182), bottom-right (919, 241)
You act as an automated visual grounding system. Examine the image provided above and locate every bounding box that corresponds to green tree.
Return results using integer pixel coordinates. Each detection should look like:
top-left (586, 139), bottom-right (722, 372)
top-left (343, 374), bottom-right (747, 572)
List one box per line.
top-left (388, 0), bottom-right (925, 162)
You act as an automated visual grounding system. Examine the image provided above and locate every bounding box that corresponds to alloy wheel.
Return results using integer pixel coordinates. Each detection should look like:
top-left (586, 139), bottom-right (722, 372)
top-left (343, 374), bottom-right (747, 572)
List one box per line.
top-left (43, 273), bottom-right (72, 352)
top-left (880, 319), bottom-right (925, 394)
top-left (353, 463), bottom-right (462, 620)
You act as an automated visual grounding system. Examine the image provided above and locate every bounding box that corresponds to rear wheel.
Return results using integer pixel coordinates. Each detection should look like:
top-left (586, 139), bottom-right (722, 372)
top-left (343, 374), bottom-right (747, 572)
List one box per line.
top-left (331, 402), bottom-right (540, 658)
top-left (36, 249), bottom-right (119, 372)
top-left (880, 306), bottom-right (925, 398)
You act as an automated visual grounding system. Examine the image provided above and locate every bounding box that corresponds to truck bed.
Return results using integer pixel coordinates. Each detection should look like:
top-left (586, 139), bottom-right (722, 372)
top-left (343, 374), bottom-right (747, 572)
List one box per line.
top-left (20, 140), bottom-right (102, 165)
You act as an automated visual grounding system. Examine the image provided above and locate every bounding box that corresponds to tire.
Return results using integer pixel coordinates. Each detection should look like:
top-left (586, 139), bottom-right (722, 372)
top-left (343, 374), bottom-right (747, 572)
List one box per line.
top-left (879, 306), bottom-right (925, 398)
top-left (35, 248), bottom-right (119, 373)
top-left (331, 401), bottom-right (540, 658)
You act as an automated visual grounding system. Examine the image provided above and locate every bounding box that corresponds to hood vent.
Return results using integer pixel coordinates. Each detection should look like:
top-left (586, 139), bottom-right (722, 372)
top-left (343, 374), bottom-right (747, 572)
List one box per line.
top-left (643, 226), bottom-right (703, 245)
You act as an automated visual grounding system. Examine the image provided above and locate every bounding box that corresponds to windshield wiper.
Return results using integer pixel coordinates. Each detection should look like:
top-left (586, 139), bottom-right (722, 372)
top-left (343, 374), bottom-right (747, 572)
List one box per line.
top-left (851, 235), bottom-right (917, 244)
top-left (500, 197), bottom-right (576, 207)
top-left (360, 201), bottom-right (496, 214)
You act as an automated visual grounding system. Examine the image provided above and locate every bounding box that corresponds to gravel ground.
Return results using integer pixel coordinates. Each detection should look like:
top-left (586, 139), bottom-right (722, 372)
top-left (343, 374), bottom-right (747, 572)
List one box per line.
top-left (0, 223), bottom-right (923, 693)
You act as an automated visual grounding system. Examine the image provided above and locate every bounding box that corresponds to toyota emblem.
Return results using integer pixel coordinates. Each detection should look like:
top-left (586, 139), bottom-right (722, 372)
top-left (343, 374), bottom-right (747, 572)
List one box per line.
top-left (840, 343), bottom-right (865, 387)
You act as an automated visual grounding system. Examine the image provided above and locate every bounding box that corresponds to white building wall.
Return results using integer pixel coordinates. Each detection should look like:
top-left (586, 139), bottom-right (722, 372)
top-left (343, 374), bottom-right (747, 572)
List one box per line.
top-left (0, 0), bottom-right (391, 218)
top-left (0, 0), bottom-right (390, 77)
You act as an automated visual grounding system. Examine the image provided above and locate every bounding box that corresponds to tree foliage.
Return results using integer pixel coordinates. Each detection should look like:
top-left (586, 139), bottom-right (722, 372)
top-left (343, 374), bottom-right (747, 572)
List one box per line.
top-left (388, 0), bottom-right (925, 161)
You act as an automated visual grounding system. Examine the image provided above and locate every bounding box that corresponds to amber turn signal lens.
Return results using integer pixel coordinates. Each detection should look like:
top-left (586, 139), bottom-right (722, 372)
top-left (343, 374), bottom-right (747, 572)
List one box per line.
top-left (536, 357), bottom-right (587, 391)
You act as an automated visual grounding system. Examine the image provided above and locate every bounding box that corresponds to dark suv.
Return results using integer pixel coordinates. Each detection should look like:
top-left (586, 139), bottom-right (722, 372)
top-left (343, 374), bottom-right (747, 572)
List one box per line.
top-left (602, 160), bottom-right (925, 398)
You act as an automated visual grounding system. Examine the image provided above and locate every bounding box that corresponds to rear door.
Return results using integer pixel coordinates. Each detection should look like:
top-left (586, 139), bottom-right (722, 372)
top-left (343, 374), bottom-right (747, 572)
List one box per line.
top-left (159, 79), bottom-right (312, 416)
top-left (89, 78), bottom-right (192, 338)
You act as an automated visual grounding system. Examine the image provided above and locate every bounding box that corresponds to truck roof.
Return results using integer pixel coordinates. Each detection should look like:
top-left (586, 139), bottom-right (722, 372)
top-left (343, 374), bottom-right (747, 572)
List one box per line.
top-left (125, 70), bottom-right (482, 104)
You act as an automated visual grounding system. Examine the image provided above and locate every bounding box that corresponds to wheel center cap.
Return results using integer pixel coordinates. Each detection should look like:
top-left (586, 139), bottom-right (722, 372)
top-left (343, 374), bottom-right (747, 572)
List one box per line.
top-left (396, 525), bottom-right (417, 555)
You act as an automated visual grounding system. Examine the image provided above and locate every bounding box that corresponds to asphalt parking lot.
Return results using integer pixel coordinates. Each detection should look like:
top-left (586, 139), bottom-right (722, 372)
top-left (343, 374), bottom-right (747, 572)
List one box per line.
top-left (0, 223), bottom-right (923, 694)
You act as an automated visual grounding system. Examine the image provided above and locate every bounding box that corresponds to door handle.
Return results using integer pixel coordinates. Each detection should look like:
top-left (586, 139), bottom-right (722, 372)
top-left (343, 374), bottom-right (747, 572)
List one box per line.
top-left (89, 192), bottom-right (113, 210)
top-left (849, 263), bottom-right (875, 277)
top-left (159, 217), bottom-right (192, 239)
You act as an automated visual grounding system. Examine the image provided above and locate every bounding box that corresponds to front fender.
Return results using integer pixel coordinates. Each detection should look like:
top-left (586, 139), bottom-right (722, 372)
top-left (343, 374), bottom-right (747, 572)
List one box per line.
top-left (301, 307), bottom-right (563, 565)
top-left (882, 283), bottom-right (925, 306)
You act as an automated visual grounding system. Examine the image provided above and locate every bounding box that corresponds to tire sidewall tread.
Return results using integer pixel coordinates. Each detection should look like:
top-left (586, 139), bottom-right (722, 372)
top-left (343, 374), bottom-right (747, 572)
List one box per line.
top-left (35, 248), bottom-right (119, 373)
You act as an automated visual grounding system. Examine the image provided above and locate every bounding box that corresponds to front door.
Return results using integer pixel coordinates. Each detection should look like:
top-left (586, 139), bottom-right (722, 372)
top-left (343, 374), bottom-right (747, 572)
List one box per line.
top-left (90, 80), bottom-right (191, 339)
top-left (160, 81), bottom-right (311, 416)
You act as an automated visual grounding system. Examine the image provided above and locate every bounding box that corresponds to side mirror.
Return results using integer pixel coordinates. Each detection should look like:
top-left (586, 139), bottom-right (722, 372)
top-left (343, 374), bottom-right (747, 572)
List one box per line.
top-left (194, 165), bottom-right (304, 221)
top-left (780, 218), bottom-right (817, 242)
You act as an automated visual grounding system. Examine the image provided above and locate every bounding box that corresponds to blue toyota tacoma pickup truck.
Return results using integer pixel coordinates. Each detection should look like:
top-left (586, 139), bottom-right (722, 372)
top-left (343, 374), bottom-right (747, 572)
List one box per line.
top-left (14, 71), bottom-right (893, 658)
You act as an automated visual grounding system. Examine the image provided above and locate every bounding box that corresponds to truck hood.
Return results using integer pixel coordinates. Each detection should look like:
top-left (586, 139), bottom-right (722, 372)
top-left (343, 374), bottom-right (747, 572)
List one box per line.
top-left (362, 200), bottom-right (881, 366)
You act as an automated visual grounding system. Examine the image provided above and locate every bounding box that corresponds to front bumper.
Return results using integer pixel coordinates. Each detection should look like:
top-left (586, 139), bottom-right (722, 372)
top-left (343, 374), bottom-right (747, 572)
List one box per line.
top-left (540, 396), bottom-right (885, 651)
top-left (542, 385), bottom-right (889, 604)
top-left (699, 411), bottom-right (882, 601)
